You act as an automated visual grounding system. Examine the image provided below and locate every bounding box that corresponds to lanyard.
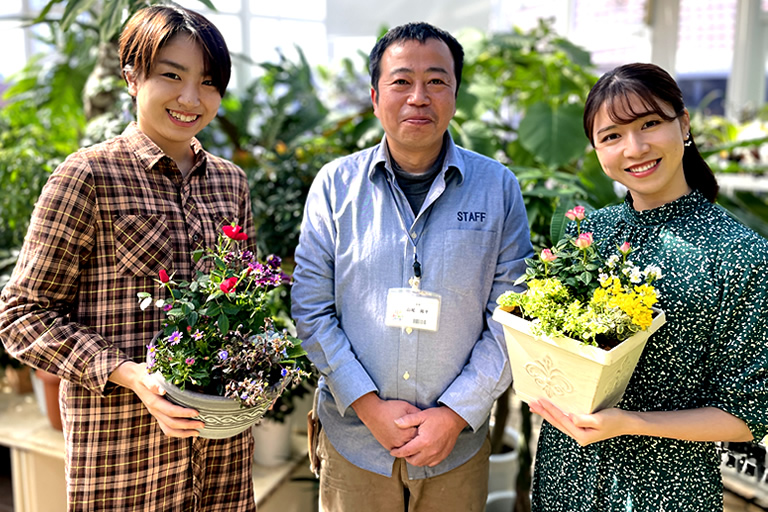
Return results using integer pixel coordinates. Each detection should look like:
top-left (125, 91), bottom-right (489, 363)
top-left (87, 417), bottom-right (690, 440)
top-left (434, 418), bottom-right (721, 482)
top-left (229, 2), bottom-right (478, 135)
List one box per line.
top-left (384, 173), bottom-right (434, 291)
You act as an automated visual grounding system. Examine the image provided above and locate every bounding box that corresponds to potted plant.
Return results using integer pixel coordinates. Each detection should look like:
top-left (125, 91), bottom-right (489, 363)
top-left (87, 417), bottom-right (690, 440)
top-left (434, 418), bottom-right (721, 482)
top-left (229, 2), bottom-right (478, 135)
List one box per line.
top-left (492, 206), bottom-right (666, 415)
top-left (138, 225), bottom-right (310, 439)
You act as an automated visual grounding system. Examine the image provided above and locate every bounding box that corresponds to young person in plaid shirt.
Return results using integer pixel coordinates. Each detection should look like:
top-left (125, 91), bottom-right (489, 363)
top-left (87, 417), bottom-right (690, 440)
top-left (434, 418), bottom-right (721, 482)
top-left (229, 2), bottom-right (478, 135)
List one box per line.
top-left (0, 5), bottom-right (258, 511)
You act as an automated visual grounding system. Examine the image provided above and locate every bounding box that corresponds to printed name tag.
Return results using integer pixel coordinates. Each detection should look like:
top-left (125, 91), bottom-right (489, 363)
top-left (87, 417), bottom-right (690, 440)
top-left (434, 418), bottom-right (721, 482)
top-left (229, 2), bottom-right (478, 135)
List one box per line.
top-left (385, 288), bottom-right (441, 331)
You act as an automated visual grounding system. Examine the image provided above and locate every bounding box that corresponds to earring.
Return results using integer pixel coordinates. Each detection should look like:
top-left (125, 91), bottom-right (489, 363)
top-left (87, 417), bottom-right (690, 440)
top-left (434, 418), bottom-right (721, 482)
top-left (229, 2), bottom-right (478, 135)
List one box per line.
top-left (684, 132), bottom-right (692, 147)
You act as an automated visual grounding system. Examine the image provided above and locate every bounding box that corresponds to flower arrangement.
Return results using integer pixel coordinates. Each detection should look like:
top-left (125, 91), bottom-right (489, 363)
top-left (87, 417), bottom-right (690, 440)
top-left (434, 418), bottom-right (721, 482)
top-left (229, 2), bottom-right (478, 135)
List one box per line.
top-left (138, 225), bottom-right (310, 408)
top-left (497, 206), bottom-right (662, 349)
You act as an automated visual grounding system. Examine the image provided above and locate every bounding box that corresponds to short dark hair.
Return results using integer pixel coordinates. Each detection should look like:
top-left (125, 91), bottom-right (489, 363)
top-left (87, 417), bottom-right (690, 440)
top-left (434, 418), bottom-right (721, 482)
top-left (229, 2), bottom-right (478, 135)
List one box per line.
top-left (584, 62), bottom-right (718, 202)
top-left (119, 5), bottom-right (231, 97)
top-left (369, 22), bottom-right (464, 98)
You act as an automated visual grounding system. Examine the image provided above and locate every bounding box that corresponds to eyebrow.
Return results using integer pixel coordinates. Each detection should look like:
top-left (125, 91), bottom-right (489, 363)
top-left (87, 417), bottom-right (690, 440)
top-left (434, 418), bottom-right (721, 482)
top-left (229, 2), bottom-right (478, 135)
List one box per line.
top-left (157, 59), bottom-right (188, 73)
top-left (388, 66), bottom-right (451, 76)
top-left (595, 124), bottom-right (617, 136)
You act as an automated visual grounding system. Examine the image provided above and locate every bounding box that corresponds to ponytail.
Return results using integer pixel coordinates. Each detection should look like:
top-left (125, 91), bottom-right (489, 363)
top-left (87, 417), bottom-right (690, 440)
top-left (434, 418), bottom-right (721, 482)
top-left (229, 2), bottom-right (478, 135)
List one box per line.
top-left (682, 134), bottom-right (719, 203)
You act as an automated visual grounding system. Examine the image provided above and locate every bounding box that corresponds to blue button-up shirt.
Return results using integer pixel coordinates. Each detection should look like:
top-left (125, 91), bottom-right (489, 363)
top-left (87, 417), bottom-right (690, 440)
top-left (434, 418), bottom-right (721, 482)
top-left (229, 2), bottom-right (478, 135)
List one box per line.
top-left (292, 134), bottom-right (533, 479)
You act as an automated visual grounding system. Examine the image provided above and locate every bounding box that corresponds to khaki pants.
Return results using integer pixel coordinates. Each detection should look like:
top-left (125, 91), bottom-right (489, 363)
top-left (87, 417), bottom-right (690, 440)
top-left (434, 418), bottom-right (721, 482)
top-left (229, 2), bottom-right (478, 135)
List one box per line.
top-left (317, 430), bottom-right (490, 512)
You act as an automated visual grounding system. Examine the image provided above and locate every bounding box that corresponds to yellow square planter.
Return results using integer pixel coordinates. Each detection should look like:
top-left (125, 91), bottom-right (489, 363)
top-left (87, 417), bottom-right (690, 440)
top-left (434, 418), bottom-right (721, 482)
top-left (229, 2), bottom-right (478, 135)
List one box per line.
top-left (492, 307), bottom-right (666, 414)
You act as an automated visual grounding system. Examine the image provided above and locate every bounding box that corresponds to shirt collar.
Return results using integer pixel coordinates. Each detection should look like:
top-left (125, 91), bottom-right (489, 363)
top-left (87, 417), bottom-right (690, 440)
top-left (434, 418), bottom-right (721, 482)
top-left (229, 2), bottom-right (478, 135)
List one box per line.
top-left (122, 122), bottom-right (208, 178)
top-left (368, 132), bottom-right (465, 185)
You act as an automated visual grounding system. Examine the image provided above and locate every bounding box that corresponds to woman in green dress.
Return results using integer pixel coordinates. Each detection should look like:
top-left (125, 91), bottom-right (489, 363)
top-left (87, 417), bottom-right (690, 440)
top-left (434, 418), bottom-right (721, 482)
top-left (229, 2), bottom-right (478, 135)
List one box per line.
top-left (530, 62), bottom-right (768, 511)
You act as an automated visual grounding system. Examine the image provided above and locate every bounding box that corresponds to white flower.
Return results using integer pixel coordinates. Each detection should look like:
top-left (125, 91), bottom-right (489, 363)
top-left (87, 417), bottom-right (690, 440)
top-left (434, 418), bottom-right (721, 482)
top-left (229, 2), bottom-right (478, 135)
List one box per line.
top-left (643, 265), bottom-right (663, 280)
top-left (629, 268), bottom-right (643, 284)
top-left (139, 297), bottom-right (153, 311)
top-left (606, 254), bottom-right (620, 268)
top-left (155, 299), bottom-right (165, 308)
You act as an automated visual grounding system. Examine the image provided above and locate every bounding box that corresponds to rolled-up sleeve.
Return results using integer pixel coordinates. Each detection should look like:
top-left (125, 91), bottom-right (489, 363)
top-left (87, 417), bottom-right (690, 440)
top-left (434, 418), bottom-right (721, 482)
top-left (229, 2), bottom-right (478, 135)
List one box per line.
top-left (0, 155), bottom-right (128, 394)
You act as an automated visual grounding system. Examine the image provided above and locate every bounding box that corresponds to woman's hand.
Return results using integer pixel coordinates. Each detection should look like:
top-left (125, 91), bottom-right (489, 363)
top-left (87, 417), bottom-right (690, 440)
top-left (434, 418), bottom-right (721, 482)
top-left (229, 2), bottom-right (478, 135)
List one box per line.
top-left (529, 399), bottom-right (630, 446)
top-left (109, 361), bottom-right (206, 437)
top-left (529, 398), bottom-right (754, 446)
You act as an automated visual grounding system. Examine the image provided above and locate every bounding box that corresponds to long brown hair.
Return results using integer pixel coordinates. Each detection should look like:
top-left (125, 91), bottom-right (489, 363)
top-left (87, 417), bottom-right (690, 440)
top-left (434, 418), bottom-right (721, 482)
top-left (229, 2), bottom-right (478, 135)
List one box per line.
top-left (583, 63), bottom-right (718, 202)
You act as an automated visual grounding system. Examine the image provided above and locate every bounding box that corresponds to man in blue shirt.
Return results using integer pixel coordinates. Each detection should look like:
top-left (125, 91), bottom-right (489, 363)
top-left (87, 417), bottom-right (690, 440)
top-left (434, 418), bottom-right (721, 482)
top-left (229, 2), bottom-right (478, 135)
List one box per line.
top-left (292, 22), bottom-right (533, 511)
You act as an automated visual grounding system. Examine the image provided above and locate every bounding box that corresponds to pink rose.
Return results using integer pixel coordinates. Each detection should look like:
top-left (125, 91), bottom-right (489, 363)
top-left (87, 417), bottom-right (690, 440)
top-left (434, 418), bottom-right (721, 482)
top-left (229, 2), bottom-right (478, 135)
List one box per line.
top-left (573, 232), bottom-right (593, 249)
top-left (540, 248), bottom-right (557, 263)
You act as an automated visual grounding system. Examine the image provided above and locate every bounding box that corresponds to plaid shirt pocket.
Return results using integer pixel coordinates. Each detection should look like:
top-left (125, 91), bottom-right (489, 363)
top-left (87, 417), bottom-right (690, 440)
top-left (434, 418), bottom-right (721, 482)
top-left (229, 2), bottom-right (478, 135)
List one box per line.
top-left (114, 214), bottom-right (173, 277)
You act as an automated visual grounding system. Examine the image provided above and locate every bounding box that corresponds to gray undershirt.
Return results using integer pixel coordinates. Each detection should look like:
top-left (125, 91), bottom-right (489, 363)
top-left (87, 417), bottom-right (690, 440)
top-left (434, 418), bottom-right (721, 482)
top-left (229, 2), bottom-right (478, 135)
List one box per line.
top-left (391, 140), bottom-right (448, 215)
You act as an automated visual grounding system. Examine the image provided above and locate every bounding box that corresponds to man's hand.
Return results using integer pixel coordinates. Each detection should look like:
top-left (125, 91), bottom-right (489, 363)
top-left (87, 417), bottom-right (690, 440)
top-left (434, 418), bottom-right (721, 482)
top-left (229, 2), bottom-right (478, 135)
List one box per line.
top-left (109, 361), bottom-right (205, 437)
top-left (351, 392), bottom-right (421, 450)
top-left (389, 406), bottom-right (467, 467)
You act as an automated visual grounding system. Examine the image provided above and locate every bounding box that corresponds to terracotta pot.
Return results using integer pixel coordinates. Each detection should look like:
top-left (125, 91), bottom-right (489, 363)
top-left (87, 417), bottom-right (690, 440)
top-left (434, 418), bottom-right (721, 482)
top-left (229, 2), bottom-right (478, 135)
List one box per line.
top-left (5, 365), bottom-right (33, 394)
top-left (34, 369), bottom-right (63, 431)
top-left (492, 307), bottom-right (666, 414)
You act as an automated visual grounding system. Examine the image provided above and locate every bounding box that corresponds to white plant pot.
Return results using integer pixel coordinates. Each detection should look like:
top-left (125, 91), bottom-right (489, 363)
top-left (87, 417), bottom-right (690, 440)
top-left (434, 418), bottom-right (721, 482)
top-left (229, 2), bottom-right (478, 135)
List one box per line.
top-left (488, 424), bottom-right (520, 495)
top-left (252, 418), bottom-right (293, 466)
top-left (492, 306), bottom-right (666, 414)
top-left (485, 490), bottom-right (517, 512)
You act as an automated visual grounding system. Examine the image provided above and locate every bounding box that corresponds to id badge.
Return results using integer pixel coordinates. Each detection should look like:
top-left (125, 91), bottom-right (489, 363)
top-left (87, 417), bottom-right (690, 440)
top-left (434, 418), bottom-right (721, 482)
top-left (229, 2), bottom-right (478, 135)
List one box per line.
top-left (385, 288), bottom-right (441, 332)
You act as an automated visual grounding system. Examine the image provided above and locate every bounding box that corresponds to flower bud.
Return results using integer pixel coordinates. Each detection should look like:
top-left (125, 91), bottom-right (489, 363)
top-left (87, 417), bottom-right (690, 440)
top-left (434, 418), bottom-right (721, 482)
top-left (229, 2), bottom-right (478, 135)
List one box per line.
top-left (573, 232), bottom-right (594, 249)
top-left (618, 242), bottom-right (632, 255)
top-left (159, 269), bottom-right (170, 283)
top-left (540, 248), bottom-right (557, 263)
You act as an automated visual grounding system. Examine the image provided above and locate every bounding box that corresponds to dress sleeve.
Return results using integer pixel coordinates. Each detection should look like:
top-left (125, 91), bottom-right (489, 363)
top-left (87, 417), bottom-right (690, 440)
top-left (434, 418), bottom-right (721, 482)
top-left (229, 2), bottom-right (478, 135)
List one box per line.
top-left (704, 236), bottom-right (768, 441)
top-left (0, 154), bottom-right (128, 394)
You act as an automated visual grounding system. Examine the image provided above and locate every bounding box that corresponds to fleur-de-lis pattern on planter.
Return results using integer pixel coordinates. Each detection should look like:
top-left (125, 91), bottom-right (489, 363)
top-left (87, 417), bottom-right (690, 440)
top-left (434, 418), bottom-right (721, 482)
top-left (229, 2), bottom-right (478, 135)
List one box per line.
top-left (525, 355), bottom-right (574, 398)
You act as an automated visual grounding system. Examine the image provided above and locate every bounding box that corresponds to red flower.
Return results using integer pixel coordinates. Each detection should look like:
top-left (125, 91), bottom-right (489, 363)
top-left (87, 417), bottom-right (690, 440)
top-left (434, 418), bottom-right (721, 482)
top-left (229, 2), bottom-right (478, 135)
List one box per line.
top-left (159, 269), bottom-right (170, 283)
top-left (220, 277), bottom-right (239, 293)
top-left (222, 225), bottom-right (248, 241)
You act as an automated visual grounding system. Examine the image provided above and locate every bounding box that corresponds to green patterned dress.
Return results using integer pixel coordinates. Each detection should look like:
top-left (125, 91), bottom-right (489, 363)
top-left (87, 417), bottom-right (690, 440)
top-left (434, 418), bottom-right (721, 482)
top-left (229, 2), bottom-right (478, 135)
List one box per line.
top-left (531, 190), bottom-right (768, 511)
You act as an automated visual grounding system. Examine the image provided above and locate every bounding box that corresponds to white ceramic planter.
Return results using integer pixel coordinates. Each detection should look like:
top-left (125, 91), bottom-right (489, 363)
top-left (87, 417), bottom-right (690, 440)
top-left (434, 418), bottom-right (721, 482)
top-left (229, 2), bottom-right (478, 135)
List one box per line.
top-left (488, 423), bottom-right (520, 495)
top-left (492, 307), bottom-right (666, 414)
top-left (485, 490), bottom-right (517, 512)
top-left (252, 418), bottom-right (293, 466)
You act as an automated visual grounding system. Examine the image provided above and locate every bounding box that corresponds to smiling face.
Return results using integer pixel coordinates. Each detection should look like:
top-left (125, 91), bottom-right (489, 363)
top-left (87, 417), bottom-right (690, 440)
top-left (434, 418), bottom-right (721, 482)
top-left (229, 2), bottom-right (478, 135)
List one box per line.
top-left (592, 93), bottom-right (691, 211)
top-left (125, 34), bottom-right (221, 164)
top-left (371, 38), bottom-right (457, 172)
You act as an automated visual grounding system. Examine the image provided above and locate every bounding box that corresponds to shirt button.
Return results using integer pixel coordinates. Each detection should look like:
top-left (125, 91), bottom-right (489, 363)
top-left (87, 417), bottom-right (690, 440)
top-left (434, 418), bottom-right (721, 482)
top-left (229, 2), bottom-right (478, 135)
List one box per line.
top-left (193, 234), bottom-right (200, 242)
top-left (410, 232), bottom-right (417, 239)
top-left (405, 327), bottom-right (413, 334)
top-left (403, 371), bottom-right (410, 380)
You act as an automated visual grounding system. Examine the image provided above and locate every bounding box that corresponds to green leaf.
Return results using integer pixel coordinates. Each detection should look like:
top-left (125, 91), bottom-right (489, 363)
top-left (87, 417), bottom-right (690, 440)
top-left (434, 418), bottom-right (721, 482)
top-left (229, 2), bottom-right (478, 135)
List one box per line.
top-left (518, 101), bottom-right (587, 168)
top-left (99, 0), bottom-right (129, 42)
top-left (60, 0), bottom-right (97, 31)
top-left (217, 314), bottom-right (229, 334)
top-left (194, 0), bottom-right (218, 10)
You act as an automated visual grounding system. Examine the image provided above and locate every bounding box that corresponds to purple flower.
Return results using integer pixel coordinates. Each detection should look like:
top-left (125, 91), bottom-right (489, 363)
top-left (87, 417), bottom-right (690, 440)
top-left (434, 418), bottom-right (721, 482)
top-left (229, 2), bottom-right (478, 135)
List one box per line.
top-left (218, 350), bottom-right (229, 361)
top-left (163, 304), bottom-right (173, 312)
top-left (281, 368), bottom-right (288, 377)
top-left (185, 357), bottom-right (195, 365)
top-left (166, 330), bottom-right (182, 346)
top-left (266, 255), bottom-right (281, 268)
top-left (192, 330), bottom-right (204, 341)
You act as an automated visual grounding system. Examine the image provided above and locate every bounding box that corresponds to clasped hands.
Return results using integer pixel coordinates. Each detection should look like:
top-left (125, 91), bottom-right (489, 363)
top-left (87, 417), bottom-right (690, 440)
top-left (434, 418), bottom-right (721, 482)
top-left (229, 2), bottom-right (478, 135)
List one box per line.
top-left (351, 392), bottom-right (467, 468)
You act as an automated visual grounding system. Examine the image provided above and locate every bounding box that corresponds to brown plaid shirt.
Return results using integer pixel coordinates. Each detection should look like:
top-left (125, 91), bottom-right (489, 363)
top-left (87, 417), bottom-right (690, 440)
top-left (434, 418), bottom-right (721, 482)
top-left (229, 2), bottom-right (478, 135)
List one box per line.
top-left (0, 123), bottom-right (258, 511)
